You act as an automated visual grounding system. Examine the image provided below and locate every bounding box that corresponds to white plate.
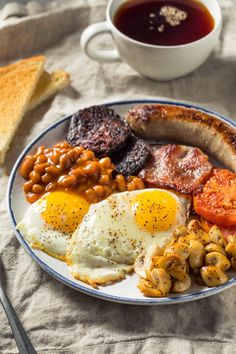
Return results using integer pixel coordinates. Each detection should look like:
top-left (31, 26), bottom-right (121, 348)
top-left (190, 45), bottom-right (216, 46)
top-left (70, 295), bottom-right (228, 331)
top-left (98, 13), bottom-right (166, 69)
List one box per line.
top-left (7, 99), bottom-right (236, 305)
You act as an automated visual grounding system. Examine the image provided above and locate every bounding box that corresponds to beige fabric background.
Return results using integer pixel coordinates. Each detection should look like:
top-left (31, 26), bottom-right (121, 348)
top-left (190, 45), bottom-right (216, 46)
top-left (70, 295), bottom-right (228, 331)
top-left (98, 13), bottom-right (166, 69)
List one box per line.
top-left (0, 0), bottom-right (236, 353)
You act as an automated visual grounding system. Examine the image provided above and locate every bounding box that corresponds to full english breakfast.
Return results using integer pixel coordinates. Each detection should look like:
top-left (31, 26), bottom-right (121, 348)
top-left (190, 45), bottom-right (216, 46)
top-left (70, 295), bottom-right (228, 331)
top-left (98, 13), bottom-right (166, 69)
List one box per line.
top-left (16, 104), bottom-right (236, 297)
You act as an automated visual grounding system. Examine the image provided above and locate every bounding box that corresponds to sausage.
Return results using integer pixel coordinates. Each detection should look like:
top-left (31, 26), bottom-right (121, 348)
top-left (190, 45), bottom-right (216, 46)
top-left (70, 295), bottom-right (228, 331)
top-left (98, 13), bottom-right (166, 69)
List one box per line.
top-left (125, 104), bottom-right (236, 172)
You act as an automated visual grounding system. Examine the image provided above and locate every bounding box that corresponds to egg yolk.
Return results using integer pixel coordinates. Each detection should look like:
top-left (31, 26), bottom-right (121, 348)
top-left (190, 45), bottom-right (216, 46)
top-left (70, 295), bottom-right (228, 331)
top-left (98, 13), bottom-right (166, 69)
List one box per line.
top-left (131, 190), bottom-right (177, 233)
top-left (41, 191), bottom-right (90, 234)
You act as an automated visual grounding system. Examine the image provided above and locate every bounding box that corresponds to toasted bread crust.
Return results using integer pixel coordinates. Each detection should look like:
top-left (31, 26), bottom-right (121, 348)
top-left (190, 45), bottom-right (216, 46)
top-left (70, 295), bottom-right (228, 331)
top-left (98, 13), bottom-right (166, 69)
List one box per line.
top-left (125, 104), bottom-right (236, 172)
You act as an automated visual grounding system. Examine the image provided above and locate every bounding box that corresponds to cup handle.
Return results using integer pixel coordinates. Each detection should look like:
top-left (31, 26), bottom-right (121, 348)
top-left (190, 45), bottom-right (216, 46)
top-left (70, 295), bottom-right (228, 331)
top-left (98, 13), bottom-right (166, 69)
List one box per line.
top-left (80, 21), bottom-right (120, 62)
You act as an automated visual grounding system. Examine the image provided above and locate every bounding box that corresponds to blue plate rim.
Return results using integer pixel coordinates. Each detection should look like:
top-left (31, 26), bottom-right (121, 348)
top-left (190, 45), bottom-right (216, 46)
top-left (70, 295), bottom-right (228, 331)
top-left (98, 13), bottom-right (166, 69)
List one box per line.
top-left (7, 98), bottom-right (236, 305)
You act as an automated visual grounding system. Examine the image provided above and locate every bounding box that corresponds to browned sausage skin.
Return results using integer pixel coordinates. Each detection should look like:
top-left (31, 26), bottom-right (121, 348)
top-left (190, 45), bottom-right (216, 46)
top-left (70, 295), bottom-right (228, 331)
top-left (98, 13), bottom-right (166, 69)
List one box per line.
top-left (125, 104), bottom-right (236, 172)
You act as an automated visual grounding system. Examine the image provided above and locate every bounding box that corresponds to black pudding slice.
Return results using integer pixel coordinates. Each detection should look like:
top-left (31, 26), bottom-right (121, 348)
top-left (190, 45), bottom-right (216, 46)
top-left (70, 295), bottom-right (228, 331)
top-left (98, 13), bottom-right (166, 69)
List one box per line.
top-left (66, 105), bottom-right (131, 157)
top-left (112, 135), bottom-right (150, 177)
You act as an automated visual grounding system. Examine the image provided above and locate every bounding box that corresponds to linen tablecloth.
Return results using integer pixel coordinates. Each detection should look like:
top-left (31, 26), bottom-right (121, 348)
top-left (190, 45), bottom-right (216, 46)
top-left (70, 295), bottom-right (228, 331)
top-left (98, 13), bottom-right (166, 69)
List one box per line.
top-left (0, 1), bottom-right (236, 353)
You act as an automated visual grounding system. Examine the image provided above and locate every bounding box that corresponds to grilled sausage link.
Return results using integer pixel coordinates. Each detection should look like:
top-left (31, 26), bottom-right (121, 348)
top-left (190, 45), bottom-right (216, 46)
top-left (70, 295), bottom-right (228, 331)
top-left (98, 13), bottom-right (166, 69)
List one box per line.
top-left (125, 104), bottom-right (236, 172)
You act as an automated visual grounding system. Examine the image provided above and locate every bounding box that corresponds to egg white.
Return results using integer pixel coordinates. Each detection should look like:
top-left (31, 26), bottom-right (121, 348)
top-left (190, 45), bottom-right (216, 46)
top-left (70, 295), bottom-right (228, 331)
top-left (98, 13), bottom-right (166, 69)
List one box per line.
top-left (17, 196), bottom-right (71, 261)
top-left (67, 189), bottom-right (191, 287)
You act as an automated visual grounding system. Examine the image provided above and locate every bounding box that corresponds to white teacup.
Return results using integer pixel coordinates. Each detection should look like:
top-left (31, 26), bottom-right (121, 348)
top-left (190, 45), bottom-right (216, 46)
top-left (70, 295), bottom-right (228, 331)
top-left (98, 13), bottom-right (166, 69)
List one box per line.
top-left (81, 0), bottom-right (222, 81)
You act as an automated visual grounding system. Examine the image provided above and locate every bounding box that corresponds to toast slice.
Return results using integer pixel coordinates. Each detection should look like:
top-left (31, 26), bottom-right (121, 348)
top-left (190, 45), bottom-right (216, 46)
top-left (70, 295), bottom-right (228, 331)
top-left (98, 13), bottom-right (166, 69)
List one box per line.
top-left (0, 60), bottom-right (70, 110)
top-left (27, 70), bottom-right (70, 111)
top-left (0, 56), bottom-right (45, 164)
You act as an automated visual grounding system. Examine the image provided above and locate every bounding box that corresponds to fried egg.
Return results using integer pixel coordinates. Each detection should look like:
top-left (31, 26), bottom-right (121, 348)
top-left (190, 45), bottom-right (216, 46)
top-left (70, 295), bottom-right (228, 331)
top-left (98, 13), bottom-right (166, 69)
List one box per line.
top-left (16, 191), bottom-right (90, 261)
top-left (67, 189), bottom-right (191, 287)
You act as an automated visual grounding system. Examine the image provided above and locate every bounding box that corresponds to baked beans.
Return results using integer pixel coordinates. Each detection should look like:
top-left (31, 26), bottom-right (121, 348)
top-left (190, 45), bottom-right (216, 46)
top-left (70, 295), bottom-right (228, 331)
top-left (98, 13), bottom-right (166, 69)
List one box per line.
top-left (20, 142), bottom-right (145, 203)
